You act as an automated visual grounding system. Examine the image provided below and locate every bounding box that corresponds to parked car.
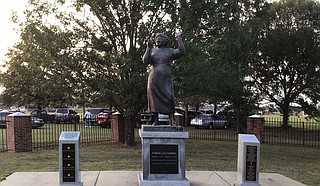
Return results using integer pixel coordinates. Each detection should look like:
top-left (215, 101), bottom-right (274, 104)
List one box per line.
top-left (88, 108), bottom-right (110, 124)
top-left (190, 114), bottom-right (229, 130)
top-left (175, 108), bottom-right (186, 116)
top-left (199, 109), bottom-right (214, 115)
top-left (30, 110), bottom-right (55, 123)
top-left (136, 112), bottom-right (153, 128)
top-left (55, 108), bottom-right (80, 123)
top-left (0, 111), bottom-right (13, 128)
top-left (187, 110), bottom-right (203, 125)
top-left (159, 114), bottom-right (169, 125)
top-left (0, 111), bottom-right (44, 128)
top-left (31, 117), bottom-right (45, 128)
top-left (217, 109), bottom-right (236, 127)
top-left (136, 110), bottom-right (187, 127)
top-left (97, 110), bottom-right (115, 128)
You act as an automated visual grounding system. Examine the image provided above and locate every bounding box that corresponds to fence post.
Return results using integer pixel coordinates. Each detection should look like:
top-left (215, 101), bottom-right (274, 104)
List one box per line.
top-left (247, 115), bottom-right (265, 143)
top-left (74, 122), bottom-right (76, 131)
top-left (302, 122), bottom-right (305, 146)
top-left (6, 112), bottom-right (32, 152)
top-left (110, 112), bottom-right (125, 143)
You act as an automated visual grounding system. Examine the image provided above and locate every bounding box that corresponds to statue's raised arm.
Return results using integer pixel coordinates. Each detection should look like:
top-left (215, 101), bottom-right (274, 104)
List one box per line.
top-left (177, 31), bottom-right (186, 55)
top-left (142, 39), bottom-right (153, 65)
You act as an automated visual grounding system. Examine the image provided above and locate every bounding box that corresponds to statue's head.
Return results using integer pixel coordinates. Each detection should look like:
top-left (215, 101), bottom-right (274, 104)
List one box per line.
top-left (155, 33), bottom-right (169, 48)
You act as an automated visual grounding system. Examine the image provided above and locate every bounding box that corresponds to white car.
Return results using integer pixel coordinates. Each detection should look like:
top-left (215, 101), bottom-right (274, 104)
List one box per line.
top-left (31, 117), bottom-right (45, 128)
top-left (190, 114), bottom-right (228, 130)
top-left (159, 114), bottom-right (169, 125)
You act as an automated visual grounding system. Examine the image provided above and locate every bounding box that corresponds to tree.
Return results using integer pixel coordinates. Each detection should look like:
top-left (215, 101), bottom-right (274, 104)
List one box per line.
top-left (175, 0), bottom-right (268, 131)
top-left (66, 0), bottom-right (183, 145)
top-left (0, 19), bottom-right (79, 109)
top-left (0, 0), bottom-right (187, 146)
top-left (252, 0), bottom-right (320, 127)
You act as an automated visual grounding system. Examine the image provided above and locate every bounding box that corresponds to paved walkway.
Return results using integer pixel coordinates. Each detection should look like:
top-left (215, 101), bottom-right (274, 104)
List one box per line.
top-left (0, 171), bottom-right (306, 186)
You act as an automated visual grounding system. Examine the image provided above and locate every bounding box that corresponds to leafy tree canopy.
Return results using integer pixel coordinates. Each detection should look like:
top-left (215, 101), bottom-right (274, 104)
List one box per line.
top-left (252, 0), bottom-right (320, 125)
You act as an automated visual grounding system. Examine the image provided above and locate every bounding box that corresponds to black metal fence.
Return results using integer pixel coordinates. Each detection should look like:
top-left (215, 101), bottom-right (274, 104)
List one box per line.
top-left (0, 128), bottom-right (6, 152)
top-left (184, 126), bottom-right (238, 142)
top-left (31, 122), bottom-right (114, 150)
top-left (0, 116), bottom-right (319, 152)
top-left (264, 117), bottom-right (320, 148)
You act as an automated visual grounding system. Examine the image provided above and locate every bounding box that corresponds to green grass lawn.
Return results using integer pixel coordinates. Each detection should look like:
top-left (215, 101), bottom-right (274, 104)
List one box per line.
top-left (0, 140), bottom-right (319, 185)
top-left (263, 114), bottom-right (320, 123)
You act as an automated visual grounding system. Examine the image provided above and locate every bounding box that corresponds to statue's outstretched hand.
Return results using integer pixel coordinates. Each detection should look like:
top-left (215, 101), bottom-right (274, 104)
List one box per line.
top-left (147, 39), bottom-right (153, 48)
top-left (177, 31), bottom-right (183, 38)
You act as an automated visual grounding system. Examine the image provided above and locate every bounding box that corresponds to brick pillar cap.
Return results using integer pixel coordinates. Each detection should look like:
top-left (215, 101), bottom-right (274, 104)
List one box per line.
top-left (249, 114), bottom-right (264, 118)
top-left (111, 111), bottom-right (121, 115)
top-left (8, 112), bottom-right (28, 117)
top-left (174, 112), bottom-right (183, 116)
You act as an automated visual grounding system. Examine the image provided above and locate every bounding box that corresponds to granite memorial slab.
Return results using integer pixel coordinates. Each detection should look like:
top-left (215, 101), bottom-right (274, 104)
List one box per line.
top-left (138, 125), bottom-right (190, 186)
top-left (59, 131), bottom-right (83, 186)
top-left (235, 134), bottom-right (261, 186)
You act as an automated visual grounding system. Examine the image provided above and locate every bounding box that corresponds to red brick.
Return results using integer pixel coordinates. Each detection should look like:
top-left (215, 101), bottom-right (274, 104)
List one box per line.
top-left (7, 115), bottom-right (32, 152)
top-left (247, 117), bottom-right (265, 143)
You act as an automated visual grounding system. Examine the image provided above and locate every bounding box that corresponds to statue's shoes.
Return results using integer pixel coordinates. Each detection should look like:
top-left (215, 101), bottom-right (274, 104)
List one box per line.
top-left (152, 122), bottom-right (159, 126)
top-left (170, 120), bottom-right (177, 126)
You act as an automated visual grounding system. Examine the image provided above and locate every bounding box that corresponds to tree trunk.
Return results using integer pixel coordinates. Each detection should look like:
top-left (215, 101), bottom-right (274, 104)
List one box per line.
top-left (124, 115), bottom-right (136, 146)
top-left (282, 102), bottom-right (290, 128)
top-left (235, 107), bottom-right (241, 134)
top-left (36, 104), bottom-right (42, 110)
top-left (184, 103), bottom-right (188, 126)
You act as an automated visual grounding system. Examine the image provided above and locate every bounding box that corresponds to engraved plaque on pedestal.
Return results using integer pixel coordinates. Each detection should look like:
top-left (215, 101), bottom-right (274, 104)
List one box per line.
top-left (62, 144), bottom-right (76, 182)
top-left (245, 146), bottom-right (257, 181)
top-left (150, 144), bottom-right (178, 174)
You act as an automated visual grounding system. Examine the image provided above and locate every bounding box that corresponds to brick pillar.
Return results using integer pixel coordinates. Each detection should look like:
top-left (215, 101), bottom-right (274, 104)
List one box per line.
top-left (174, 113), bottom-right (184, 126)
top-left (247, 115), bottom-right (265, 143)
top-left (7, 113), bottom-right (32, 152)
top-left (110, 113), bottom-right (125, 143)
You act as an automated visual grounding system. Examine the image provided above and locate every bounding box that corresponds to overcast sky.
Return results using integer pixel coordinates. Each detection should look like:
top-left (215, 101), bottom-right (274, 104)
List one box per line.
top-left (1, 0), bottom-right (319, 65)
top-left (0, 0), bottom-right (28, 64)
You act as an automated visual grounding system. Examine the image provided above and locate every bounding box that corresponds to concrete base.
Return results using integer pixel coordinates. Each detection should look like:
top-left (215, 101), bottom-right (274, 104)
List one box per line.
top-left (0, 171), bottom-right (307, 186)
top-left (59, 182), bottom-right (83, 186)
top-left (234, 180), bottom-right (261, 186)
top-left (138, 173), bottom-right (190, 186)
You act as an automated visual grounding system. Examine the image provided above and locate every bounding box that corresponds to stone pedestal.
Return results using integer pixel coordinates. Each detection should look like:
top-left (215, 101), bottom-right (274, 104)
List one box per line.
top-left (138, 125), bottom-right (190, 186)
top-left (235, 134), bottom-right (261, 186)
top-left (247, 115), bottom-right (265, 142)
top-left (59, 132), bottom-right (82, 186)
top-left (6, 112), bottom-right (32, 152)
top-left (110, 113), bottom-right (125, 143)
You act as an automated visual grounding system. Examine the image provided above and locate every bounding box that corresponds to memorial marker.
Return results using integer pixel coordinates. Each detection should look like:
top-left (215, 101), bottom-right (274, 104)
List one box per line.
top-left (235, 134), bottom-right (261, 186)
top-left (59, 132), bottom-right (83, 186)
top-left (138, 125), bottom-right (190, 186)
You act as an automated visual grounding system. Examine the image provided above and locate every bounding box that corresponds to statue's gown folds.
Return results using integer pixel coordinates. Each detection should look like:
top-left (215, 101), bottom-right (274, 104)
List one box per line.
top-left (147, 48), bottom-right (183, 114)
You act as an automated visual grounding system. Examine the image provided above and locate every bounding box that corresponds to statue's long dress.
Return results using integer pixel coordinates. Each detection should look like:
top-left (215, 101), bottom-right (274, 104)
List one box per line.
top-left (147, 47), bottom-right (183, 114)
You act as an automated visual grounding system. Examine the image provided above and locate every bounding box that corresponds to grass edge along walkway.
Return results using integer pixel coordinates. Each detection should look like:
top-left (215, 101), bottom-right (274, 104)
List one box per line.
top-left (0, 140), bottom-right (319, 186)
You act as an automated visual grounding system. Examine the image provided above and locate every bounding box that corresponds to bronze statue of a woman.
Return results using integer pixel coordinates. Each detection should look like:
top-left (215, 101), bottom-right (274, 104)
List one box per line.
top-left (142, 32), bottom-right (185, 126)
